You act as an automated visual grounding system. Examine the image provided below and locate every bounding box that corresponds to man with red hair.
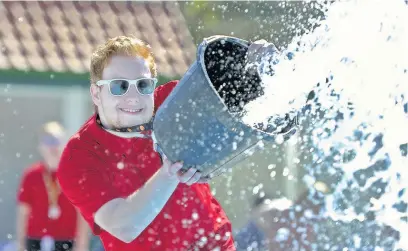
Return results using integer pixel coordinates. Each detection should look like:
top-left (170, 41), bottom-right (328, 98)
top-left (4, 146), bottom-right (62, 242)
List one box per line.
top-left (57, 36), bottom-right (273, 251)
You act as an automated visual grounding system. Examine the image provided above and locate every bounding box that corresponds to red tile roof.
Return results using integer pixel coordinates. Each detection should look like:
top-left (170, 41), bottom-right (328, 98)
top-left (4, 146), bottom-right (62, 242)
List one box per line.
top-left (0, 1), bottom-right (196, 77)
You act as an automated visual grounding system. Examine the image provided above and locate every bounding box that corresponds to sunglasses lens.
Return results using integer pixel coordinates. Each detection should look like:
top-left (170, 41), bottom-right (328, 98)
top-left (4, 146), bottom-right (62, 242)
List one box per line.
top-left (137, 79), bottom-right (155, 95)
top-left (110, 80), bottom-right (130, 96)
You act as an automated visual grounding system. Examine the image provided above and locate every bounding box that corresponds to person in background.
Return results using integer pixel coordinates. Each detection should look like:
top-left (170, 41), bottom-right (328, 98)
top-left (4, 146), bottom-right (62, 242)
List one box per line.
top-left (234, 195), bottom-right (272, 251)
top-left (234, 195), bottom-right (294, 251)
top-left (89, 235), bottom-right (104, 251)
top-left (257, 189), bottom-right (320, 251)
top-left (16, 121), bottom-right (90, 251)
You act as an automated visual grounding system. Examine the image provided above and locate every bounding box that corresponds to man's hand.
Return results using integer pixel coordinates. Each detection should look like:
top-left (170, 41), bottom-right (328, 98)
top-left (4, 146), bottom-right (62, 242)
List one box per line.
top-left (162, 158), bottom-right (202, 186)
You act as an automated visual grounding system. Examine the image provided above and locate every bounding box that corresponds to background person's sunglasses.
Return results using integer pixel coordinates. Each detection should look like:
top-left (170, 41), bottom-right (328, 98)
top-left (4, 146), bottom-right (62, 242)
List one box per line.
top-left (96, 78), bottom-right (158, 96)
top-left (40, 135), bottom-right (62, 147)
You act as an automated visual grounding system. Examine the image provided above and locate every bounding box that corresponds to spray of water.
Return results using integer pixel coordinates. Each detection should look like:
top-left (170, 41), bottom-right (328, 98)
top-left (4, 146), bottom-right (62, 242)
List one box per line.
top-left (243, 0), bottom-right (408, 249)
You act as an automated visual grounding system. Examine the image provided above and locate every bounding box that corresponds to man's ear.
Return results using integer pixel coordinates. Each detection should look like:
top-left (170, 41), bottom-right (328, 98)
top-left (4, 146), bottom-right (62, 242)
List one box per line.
top-left (90, 84), bottom-right (101, 107)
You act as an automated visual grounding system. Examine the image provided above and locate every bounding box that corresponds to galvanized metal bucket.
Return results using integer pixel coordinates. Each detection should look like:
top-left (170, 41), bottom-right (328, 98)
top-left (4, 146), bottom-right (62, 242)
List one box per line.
top-left (153, 35), bottom-right (298, 181)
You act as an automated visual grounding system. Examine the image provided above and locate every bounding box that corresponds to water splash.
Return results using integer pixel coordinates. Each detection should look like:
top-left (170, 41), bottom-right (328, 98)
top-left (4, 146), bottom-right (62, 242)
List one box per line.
top-left (243, 0), bottom-right (408, 249)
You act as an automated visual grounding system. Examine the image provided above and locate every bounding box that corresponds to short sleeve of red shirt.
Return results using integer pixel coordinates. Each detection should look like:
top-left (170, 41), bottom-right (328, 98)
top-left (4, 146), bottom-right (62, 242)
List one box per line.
top-left (57, 148), bottom-right (120, 235)
top-left (154, 80), bottom-right (179, 111)
top-left (17, 169), bottom-right (33, 205)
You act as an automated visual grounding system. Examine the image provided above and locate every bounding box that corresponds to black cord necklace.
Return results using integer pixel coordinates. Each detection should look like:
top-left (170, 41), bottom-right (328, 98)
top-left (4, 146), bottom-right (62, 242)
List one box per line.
top-left (96, 115), bottom-right (154, 134)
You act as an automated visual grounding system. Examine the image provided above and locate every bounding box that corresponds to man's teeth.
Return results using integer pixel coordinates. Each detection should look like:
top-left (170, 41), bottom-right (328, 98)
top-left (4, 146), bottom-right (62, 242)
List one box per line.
top-left (121, 108), bottom-right (141, 113)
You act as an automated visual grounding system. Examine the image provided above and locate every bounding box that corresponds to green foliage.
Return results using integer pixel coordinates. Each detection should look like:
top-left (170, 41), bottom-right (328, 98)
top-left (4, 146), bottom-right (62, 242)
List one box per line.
top-left (178, 1), bottom-right (326, 48)
top-left (182, 1), bottom-right (223, 26)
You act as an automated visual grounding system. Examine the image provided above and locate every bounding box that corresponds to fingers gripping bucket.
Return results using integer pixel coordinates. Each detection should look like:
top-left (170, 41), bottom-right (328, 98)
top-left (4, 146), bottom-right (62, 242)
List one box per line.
top-left (153, 36), bottom-right (297, 181)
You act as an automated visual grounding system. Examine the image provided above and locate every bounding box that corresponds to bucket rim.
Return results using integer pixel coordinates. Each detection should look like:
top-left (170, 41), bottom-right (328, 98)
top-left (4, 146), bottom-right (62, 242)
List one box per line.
top-left (196, 35), bottom-right (297, 141)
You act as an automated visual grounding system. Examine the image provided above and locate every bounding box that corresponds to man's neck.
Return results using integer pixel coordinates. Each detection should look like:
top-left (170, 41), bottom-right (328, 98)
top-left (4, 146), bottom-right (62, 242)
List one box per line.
top-left (43, 163), bottom-right (57, 173)
top-left (105, 129), bottom-right (148, 139)
top-left (96, 114), bottom-right (151, 139)
top-left (96, 114), bottom-right (153, 135)
top-left (97, 112), bottom-right (114, 130)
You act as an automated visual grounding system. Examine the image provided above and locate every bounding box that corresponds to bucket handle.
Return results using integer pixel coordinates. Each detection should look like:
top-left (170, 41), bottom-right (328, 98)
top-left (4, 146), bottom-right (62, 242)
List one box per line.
top-left (198, 35), bottom-right (251, 59)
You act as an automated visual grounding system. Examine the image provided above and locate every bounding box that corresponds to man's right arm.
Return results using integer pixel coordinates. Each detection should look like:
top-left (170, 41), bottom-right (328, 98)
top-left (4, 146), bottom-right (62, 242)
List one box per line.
top-left (58, 149), bottom-right (202, 243)
top-left (95, 158), bottom-right (191, 243)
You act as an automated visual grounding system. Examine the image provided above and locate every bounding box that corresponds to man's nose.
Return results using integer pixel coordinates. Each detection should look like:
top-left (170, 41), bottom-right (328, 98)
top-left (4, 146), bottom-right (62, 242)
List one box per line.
top-left (124, 85), bottom-right (141, 103)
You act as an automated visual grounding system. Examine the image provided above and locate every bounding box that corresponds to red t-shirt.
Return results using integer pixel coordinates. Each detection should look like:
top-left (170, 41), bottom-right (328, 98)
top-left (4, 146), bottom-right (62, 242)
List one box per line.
top-left (57, 81), bottom-right (235, 251)
top-left (17, 162), bottom-right (78, 240)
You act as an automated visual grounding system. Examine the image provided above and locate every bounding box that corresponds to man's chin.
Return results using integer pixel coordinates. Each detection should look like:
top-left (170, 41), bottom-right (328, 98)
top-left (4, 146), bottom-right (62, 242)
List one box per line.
top-left (121, 116), bottom-right (152, 128)
top-left (113, 110), bottom-right (153, 128)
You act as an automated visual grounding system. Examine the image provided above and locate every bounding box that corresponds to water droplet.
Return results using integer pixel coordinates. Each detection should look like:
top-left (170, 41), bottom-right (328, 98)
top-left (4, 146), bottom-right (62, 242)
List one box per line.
top-left (275, 228), bottom-right (290, 242)
top-left (197, 228), bottom-right (205, 235)
top-left (275, 135), bottom-right (285, 144)
top-left (117, 162), bottom-right (124, 169)
top-left (268, 164), bottom-right (276, 169)
top-left (282, 167), bottom-right (289, 176)
top-left (270, 171), bottom-right (276, 178)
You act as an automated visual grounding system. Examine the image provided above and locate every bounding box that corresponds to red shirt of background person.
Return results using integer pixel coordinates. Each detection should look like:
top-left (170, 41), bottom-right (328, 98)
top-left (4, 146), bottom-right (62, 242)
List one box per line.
top-left (16, 122), bottom-right (89, 251)
top-left (56, 36), bottom-right (236, 251)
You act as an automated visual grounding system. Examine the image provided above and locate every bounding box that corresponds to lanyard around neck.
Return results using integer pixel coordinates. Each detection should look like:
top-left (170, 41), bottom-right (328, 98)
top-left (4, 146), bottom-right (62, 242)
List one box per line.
top-left (42, 170), bottom-right (60, 206)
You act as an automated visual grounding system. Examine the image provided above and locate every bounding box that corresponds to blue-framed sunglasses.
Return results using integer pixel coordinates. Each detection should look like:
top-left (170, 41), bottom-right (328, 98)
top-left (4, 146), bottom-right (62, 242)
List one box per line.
top-left (96, 78), bottom-right (158, 96)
